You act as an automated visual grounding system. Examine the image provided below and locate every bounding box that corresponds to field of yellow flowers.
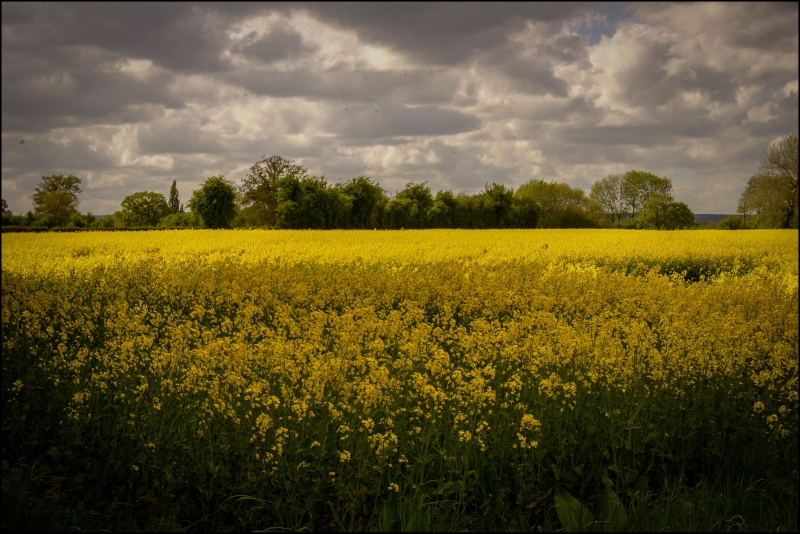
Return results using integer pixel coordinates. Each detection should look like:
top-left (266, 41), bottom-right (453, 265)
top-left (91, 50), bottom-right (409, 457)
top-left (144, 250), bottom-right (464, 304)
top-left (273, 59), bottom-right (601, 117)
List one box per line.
top-left (2, 229), bottom-right (798, 531)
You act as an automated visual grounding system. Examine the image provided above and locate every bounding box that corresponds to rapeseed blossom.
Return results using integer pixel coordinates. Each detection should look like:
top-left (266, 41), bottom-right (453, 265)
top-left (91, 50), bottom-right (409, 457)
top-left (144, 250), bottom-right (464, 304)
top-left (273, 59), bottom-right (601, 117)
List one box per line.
top-left (1, 228), bottom-right (796, 510)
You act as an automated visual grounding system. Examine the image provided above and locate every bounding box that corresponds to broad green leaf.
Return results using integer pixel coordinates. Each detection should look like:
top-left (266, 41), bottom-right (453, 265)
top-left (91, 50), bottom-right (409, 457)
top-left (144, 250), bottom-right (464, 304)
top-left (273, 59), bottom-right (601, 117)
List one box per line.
top-left (602, 487), bottom-right (628, 532)
top-left (554, 486), bottom-right (594, 532)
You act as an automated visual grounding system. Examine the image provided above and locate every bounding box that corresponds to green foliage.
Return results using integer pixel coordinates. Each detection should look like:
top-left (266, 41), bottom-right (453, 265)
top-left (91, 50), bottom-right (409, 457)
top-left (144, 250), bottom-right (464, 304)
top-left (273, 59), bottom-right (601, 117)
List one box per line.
top-left (717, 215), bottom-right (746, 230)
top-left (621, 171), bottom-right (672, 220)
top-left (386, 181), bottom-right (434, 229)
top-left (554, 486), bottom-right (595, 532)
top-left (31, 174), bottom-right (82, 227)
top-left (638, 192), bottom-right (675, 228)
top-left (157, 211), bottom-right (201, 228)
top-left (119, 191), bottom-right (171, 227)
top-left (590, 174), bottom-right (626, 225)
top-left (188, 175), bottom-right (238, 229)
top-left (475, 182), bottom-right (515, 228)
top-left (336, 175), bottom-right (386, 229)
top-left (275, 175), bottom-right (344, 229)
top-left (240, 155), bottom-right (309, 227)
top-left (18, 156), bottom-right (701, 232)
top-left (167, 180), bottom-right (181, 214)
top-left (738, 132), bottom-right (798, 229)
top-left (662, 202), bottom-right (696, 229)
top-left (515, 179), bottom-right (598, 228)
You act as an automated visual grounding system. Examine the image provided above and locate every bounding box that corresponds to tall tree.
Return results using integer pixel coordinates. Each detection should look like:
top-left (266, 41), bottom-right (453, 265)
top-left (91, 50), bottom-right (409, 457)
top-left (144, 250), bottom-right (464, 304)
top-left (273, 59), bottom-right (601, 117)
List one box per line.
top-left (620, 171), bottom-right (673, 219)
top-left (639, 192), bottom-right (676, 228)
top-left (662, 202), bottom-right (696, 230)
top-left (590, 173), bottom-right (626, 224)
top-left (475, 182), bottom-right (515, 228)
top-left (337, 175), bottom-right (386, 229)
top-left (188, 175), bottom-right (238, 229)
top-left (515, 179), bottom-right (596, 228)
top-left (428, 190), bottom-right (457, 228)
top-left (275, 175), bottom-right (337, 229)
top-left (239, 155), bottom-right (308, 227)
top-left (31, 174), bottom-right (82, 227)
top-left (119, 191), bottom-right (171, 226)
top-left (393, 181), bottom-right (434, 228)
top-left (168, 180), bottom-right (181, 214)
top-left (383, 181), bottom-right (433, 229)
top-left (738, 132), bottom-right (798, 229)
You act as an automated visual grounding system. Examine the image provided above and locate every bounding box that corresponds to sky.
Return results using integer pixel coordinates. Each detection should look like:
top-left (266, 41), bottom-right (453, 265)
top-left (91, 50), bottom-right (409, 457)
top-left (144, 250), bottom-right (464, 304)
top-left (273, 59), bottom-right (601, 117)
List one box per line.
top-left (2, 2), bottom-right (798, 216)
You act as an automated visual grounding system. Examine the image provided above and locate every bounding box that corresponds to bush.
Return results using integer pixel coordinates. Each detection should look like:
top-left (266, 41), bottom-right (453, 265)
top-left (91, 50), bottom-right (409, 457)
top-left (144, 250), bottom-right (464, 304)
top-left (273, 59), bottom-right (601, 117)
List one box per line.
top-left (158, 211), bottom-right (201, 228)
top-left (717, 215), bottom-right (746, 230)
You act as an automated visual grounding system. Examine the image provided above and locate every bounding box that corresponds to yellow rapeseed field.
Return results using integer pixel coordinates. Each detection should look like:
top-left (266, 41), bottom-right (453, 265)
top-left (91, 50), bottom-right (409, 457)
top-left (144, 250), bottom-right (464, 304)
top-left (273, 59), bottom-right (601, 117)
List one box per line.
top-left (2, 229), bottom-right (797, 530)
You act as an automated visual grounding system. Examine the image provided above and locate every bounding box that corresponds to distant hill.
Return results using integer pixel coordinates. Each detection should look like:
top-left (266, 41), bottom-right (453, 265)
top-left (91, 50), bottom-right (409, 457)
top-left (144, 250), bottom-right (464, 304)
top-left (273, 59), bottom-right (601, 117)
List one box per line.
top-left (694, 214), bottom-right (735, 223)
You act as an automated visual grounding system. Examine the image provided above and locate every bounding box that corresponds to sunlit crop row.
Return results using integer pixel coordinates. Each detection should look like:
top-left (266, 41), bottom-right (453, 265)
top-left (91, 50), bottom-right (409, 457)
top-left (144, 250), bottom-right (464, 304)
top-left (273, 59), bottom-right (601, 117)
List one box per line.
top-left (2, 228), bottom-right (797, 275)
top-left (2, 229), bottom-right (797, 530)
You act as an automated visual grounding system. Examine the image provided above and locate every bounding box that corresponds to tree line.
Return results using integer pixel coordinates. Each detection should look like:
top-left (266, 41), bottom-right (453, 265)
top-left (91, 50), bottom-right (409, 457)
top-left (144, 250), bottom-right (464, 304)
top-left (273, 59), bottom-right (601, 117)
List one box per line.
top-left (2, 132), bottom-right (796, 231)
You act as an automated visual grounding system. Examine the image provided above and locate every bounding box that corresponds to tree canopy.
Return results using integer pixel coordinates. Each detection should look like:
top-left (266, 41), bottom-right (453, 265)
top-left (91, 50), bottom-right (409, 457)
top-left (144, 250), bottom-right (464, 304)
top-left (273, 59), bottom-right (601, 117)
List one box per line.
top-left (31, 174), bottom-right (82, 227)
top-left (239, 155), bottom-right (308, 227)
top-left (119, 191), bottom-right (171, 227)
top-left (188, 175), bottom-right (238, 229)
top-left (168, 180), bottom-right (181, 214)
top-left (4, 154), bottom-right (712, 231)
top-left (738, 132), bottom-right (798, 229)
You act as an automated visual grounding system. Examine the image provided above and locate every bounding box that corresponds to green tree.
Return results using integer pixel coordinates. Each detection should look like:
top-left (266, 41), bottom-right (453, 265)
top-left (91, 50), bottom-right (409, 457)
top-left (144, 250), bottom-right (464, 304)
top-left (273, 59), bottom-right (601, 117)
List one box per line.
top-left (738, 132), bottom-right (798, 229)
top-left (475, 182), bottom-right (515, 228)
top-left (428, 190), bottom-right (457, 228)
top-left (158, 211), bottom-right (201, 228)
top-left (620, 171), bottom-right (673, 220)
top-left (393, 181), bottom-right (434, 228)
top-left (639, 192), bottom-right (675, 228)
top-left (31, 174), bottom-right (82, 227)
top-left (119, 191), bottom-right (171, 226)
top-left (663, 202), bottom-right (696, 229)
top-left (240, 155), bottom-right (308, 227)
top-left (717, 215), bottom-right (745, 230)
top-left (1, 198), bottom-right (9, 214)
top-left (515, 179), bottom-right (596, 228)
top-left (168, 180), bottom-right (181, 214)
top-left (336, 176), bottom-right (386, 229)
top-left (590, 173), bottom-right (626, 224)
top-left (188, 175), bottom-right (238, 229)
top-left (511, 193), bottom-right (540, 229)
top-left (275, 175), bottom-right (338, 229)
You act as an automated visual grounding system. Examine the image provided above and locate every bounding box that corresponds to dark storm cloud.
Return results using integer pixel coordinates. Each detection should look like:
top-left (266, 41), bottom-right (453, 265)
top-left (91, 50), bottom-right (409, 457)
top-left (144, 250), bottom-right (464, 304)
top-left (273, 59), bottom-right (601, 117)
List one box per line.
top-left (230, 66), bottom-right (462, 106)
top-left (1, 2), bottom-right (797, 215)
top-left (3, 132), bottom-right (117, 171)
top-left (556, 117), bottom-right (719, 150)
top-left (1, 2), bottom-right (262, 74)
top-left (137, 118), bottom-right (227, 156)
top-left (236, 26), bottom-right (319, 64)
top-left (322, 103), bottom-right (481, 144)
top-left (1, 48), bottom-right (183, 133)
top-left (296, 2), bottom-right (593, 66)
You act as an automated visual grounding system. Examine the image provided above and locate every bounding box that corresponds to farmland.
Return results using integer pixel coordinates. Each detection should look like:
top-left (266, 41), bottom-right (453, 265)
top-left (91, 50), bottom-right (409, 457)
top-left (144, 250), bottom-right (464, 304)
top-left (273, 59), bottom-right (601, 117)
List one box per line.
top-left (2, 229), bottom-right (798, 531)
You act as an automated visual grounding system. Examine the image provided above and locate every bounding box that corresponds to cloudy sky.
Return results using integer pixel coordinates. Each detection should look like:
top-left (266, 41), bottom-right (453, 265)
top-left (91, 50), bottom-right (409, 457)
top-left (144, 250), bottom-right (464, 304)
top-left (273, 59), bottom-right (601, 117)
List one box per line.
top-left (2, 2), bottom-right (797, 216)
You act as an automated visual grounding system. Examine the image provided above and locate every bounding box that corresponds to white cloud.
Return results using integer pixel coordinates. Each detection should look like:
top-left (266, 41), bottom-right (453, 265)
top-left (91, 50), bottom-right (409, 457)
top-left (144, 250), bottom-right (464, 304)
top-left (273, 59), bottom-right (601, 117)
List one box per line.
top-left (1, 2), bottom-right (796, 216)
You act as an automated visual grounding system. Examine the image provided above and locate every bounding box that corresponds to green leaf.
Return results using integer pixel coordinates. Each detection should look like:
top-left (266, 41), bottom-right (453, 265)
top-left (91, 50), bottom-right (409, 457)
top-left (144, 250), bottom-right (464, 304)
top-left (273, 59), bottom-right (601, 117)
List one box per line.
top-left (623, 468), bottom-right (639, 487)
top-left (554, 485), bottom-right (594, 532)
top-left (602, 487), bottom-right (628, 531)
